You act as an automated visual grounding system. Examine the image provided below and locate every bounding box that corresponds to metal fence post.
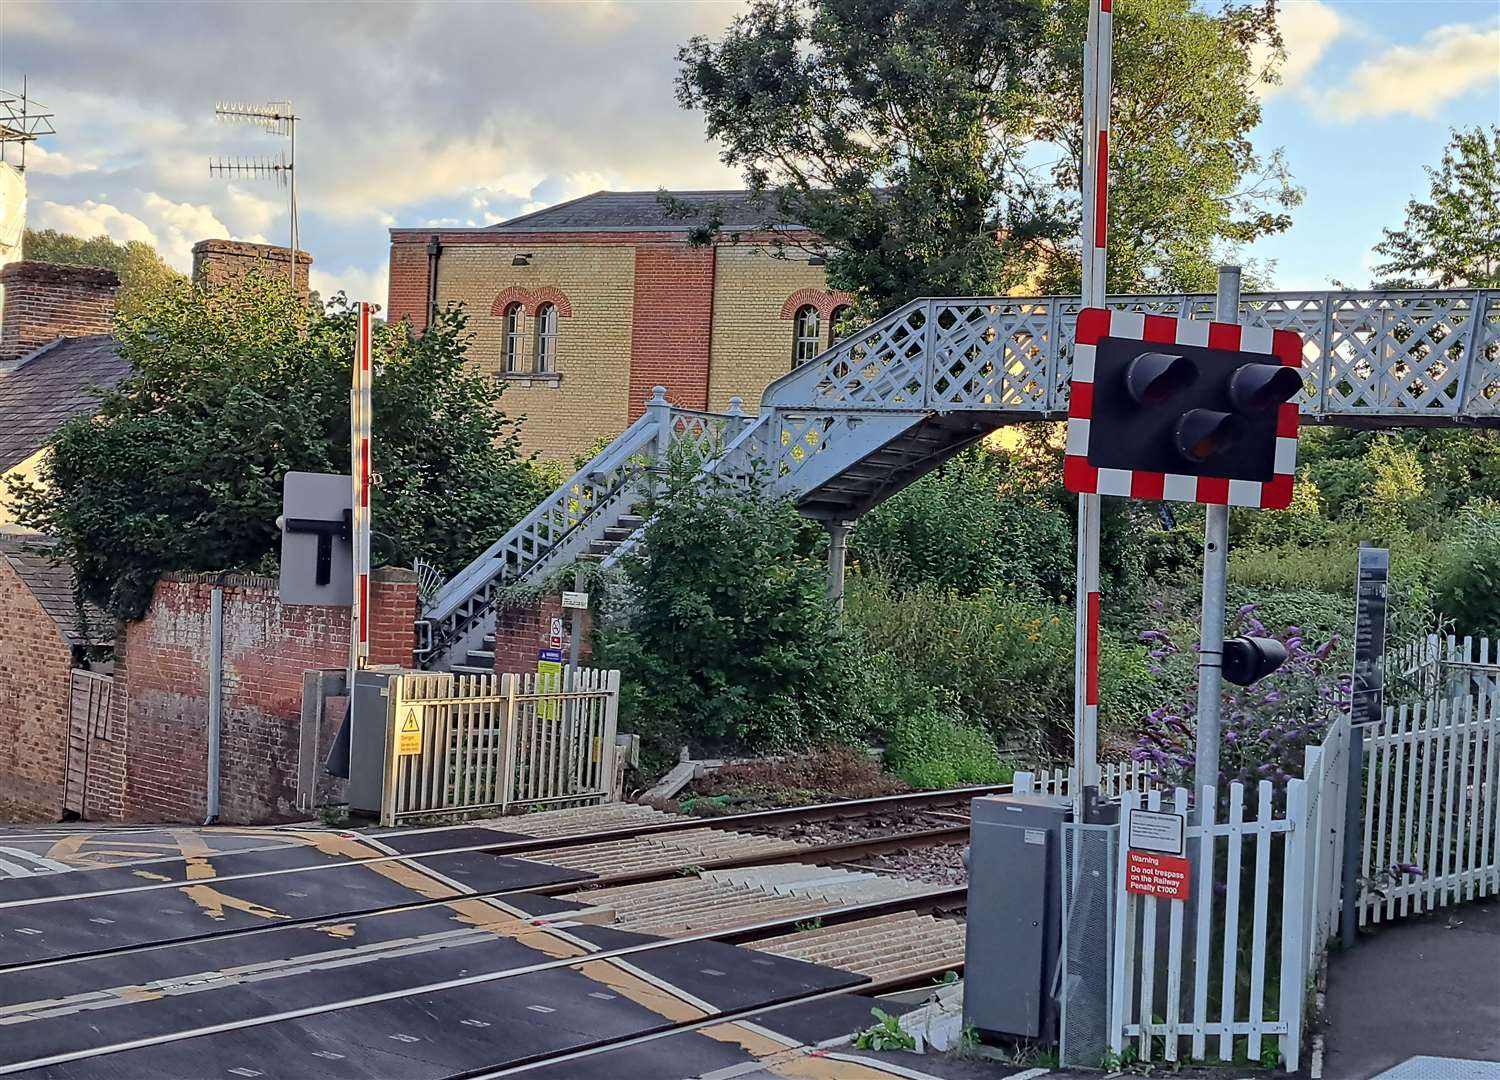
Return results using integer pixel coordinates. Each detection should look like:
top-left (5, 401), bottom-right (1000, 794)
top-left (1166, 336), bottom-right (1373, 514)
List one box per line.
top-left (499, 673), bottom-right (518, 811)
top-left (380, 674), bottom-right (402, 828)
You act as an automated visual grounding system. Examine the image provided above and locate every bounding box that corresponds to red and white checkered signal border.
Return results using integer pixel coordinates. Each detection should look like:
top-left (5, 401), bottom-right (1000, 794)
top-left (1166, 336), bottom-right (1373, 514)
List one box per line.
top-left (1063, 307), bottom-right (1303, 510)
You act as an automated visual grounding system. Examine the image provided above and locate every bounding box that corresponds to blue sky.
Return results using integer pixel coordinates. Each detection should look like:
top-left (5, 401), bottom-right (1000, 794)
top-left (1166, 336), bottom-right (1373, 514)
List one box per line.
top-left (2, 0), bottom-right (1496, 301)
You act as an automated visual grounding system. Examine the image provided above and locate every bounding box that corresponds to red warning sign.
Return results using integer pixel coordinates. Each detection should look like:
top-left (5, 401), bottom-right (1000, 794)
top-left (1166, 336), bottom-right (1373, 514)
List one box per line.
top-left (1126, 849), bottom-right (1191, 901)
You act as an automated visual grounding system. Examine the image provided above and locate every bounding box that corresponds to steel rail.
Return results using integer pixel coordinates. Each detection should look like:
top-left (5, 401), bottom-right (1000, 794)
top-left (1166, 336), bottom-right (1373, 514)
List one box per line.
top-left (0, 825), bottom-right (969, 975)
top-left (529, 824), bottom-right (969, 895)
top-left (0, 784), bottom-right (1006, 911)
top-left (0, 885), bottom-right (968, 1075)
top-left (448, 962), bottom-right (968, 1079)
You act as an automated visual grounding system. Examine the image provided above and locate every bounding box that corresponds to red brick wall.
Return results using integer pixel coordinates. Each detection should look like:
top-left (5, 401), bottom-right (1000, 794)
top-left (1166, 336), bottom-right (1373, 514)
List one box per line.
top-left (0, 261), bottom-right (119, 362)
top-left (387, 241), bottom-right (432, 330)
top-left (0, 559), bottom-right (73, 821)
top-left (117, 568), bottom-right (417, 824)
top-left (628, 245), bottom-right (716, 417)
top-left (492, 592), bottom-right (591, 675)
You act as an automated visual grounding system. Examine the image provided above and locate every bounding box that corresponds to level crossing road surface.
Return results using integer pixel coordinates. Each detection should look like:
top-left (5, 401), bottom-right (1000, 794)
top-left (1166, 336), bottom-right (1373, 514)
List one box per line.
top-left (0, 822), bottom-right (979, 1080)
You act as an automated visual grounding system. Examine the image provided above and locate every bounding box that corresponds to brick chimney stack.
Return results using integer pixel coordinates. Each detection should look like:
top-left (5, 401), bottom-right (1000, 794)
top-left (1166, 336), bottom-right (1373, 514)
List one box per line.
top-left (192, 240), bottom-right (312, 299)
top-left (0, 261), bottom-right (121, 363)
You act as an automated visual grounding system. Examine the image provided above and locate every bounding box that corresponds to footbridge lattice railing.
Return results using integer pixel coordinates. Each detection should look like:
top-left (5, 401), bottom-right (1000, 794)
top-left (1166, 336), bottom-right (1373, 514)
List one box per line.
top-left (417, 288), bottom-right (1499, 669)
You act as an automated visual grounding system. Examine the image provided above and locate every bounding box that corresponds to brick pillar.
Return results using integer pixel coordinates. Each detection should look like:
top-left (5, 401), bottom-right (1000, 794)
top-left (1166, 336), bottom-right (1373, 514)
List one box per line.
top-left (192, 239), bottom-right (312, 300)
top-left (492, 592), bottom-right (592, 675)
top-left (628, 244), bottom-right (716, 417)
top-left (369, 567), bottom-right (419, 667)
top-left (0, 261), bottom-right (119, 362)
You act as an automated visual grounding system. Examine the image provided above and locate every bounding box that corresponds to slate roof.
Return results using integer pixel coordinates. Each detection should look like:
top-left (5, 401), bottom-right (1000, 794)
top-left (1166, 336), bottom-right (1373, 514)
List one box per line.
top-left (0, 335), bottom-right (131, 473)
top-left (0, 538), bottom-right (111, 647)
top-left (486, 190), bottom-right (801, 233)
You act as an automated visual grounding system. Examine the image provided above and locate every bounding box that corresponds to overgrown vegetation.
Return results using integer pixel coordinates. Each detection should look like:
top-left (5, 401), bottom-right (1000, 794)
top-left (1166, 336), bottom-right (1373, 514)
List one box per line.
top-left (23, 229), bottom-right (186, 320)
top-left (675, 0), bottom-right (1300, 311)
top-left (9, 274), bottom-right (545, 618)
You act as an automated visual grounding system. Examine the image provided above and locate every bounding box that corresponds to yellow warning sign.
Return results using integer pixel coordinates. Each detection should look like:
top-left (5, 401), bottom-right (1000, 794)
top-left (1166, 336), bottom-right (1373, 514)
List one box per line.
top-left (396, 708), bottom-right (423, 756)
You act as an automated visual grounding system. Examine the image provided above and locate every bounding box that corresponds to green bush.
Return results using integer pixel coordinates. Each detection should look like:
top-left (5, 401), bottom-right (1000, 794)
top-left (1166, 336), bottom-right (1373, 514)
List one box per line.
top-left (884, 707), bottom-right (1012, 789)
top-left (1431, 501), bottom-right (1500, 636)
top-left (851, 445), bottom-right (1073, 601)
top-left (595, 468), bottom-right (858, 762)
top-left (844, 575), bottom-right (1073, 756)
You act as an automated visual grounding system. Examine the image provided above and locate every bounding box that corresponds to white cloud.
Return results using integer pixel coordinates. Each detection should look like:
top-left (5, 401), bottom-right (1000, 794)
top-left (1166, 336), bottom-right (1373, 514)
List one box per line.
top-left (21, 145), bottom-right (99, 178)
top-left (310, 262), bottom-right (389, 306)
top-left (1255, 0), bottom-right (1347, 97)
top-left (1320, 20), bottom-right (1500, 120)
top-left (32, 192), bottom-right (234, 270)
top-left (138, 193), bottom-right (231, 268)
top-left (32, 199), bottom-right (155, 245)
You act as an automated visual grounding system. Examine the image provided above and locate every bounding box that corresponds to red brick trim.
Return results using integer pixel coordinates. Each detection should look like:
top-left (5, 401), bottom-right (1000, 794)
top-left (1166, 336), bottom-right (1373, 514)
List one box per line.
top-left (491, 287), bottom-right (532, 317)
top-left (780, 288), bottom-right (855, 321)
top-left (490, 286), bottom-right (574, 318)
top-left (528, 286), bottom-right (573, 318)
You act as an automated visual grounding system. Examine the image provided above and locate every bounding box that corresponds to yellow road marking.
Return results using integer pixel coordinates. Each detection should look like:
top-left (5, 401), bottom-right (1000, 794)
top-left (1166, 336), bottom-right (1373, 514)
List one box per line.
top-left (168, 830), bottom-right (289, 923)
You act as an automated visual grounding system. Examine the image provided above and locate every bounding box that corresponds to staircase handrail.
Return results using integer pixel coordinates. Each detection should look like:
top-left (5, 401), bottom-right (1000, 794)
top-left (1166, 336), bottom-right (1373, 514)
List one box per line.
top-left (423, 410), bottom-right (659, 624)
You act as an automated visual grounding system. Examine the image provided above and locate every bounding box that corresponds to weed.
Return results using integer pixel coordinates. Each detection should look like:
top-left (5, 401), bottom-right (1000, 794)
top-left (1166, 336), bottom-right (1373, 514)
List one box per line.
top-left (793, 918), bottom-right (823, 933)
top-left (316, 803), bottom-right (350, 828)
top-left (853, 1008), bottom-right (916, 1052)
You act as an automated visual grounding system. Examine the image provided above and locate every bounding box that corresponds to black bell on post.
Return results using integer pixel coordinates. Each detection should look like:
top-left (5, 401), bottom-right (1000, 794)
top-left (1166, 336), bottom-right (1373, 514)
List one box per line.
top-left (1221, 635), bottom-right (1288, 686)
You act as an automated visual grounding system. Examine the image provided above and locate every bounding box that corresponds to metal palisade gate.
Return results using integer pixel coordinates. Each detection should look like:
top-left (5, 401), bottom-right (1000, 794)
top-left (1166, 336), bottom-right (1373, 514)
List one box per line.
top-left (1019, 760), bottom-right (1155, 800)
top-left (1105, 717), bottom-right (1348, 1072)
top-left (1389, 634), bottom-right (1500, 705)
top-left (1358, 687), bottom-right (1500, 925)
top-left (380, 667), bottom-right (621, 827)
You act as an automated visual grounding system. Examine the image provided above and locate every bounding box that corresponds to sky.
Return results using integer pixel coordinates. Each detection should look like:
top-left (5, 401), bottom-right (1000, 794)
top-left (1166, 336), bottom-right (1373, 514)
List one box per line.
top-left (2, 0), bottom-right (1497, 302)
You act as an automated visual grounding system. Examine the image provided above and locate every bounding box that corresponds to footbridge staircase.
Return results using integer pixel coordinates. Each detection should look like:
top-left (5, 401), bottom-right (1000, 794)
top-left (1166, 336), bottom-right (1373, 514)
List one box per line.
top-left (417, 289), bottom-right (1500, 670)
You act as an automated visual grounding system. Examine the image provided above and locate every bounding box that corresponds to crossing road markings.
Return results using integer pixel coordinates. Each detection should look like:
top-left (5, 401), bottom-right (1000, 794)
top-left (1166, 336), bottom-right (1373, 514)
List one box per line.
top-left (396, 708), bottom-right (423, 756)
top-left (0, 847), bottom-right (75, 879)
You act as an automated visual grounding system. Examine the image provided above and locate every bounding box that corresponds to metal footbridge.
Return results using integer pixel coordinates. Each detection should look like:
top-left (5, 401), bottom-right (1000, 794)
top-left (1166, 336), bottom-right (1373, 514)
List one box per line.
top-left (417, 289), bottom-right (1500, 669)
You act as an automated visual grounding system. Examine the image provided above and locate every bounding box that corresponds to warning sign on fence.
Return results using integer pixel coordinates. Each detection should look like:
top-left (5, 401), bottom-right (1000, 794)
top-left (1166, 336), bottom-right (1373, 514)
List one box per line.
top-left (396, 708), bottom-right (423, 756)
top-left (1126, 849), bottom-right (1191, 901)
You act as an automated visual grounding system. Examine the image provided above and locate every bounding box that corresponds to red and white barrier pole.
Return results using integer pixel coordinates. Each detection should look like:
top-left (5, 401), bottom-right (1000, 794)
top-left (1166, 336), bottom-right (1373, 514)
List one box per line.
top-left (350, 301), bottom-right (373, 676)
top-left (1073, 0), bottom-right (1111, 819)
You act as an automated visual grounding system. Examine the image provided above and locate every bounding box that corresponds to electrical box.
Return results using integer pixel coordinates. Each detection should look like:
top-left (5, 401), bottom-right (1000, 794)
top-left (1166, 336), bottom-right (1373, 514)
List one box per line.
top-left (963, 792), bottom-right (1072, 1041)
top-left (344, 668), bottom-right (397, 816)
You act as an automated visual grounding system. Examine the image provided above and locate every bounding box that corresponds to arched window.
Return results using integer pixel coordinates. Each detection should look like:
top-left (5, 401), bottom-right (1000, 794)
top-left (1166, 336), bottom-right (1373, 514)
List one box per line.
top-left (827, 304), bottom-right (850, 346)
top-left (501, 302), bottom-right (525, 374)
top-left (793, 304), bottom-right (821, 367)
top-left (533, 302), bottom-right (559, 373)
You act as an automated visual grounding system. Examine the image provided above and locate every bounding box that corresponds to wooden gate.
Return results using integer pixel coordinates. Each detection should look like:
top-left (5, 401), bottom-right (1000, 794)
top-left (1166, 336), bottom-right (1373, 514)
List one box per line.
top-left (62, 670), bottom-right (113, 818)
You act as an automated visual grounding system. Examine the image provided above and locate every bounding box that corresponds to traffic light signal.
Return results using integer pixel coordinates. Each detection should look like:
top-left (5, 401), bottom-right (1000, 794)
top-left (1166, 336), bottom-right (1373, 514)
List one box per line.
top-left (1064, 310), bottom-right (1305, 508)
top-left (1090, 336), bottom-right (1301, 480)
top-left (1221, 635), bottom-right (1288, 686)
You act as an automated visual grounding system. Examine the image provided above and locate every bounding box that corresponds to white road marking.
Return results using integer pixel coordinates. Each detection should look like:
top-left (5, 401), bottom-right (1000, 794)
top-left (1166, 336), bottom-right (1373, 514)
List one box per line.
top-left (0, 848), bottom-right (73, 874)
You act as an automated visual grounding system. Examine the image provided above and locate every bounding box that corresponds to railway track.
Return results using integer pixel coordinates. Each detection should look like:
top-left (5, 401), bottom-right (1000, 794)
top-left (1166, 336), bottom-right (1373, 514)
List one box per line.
top-left (0, 787), bottom-right (998, 1078)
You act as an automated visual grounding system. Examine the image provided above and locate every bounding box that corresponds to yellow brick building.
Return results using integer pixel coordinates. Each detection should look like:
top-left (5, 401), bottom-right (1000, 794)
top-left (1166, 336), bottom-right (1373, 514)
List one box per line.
top-left (388, 191), bottom-right (852, 461)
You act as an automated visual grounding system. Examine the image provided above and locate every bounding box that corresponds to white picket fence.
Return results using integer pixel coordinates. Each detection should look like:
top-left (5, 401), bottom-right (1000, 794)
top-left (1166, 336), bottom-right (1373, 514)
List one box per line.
top-left (1108, 717), bottom-right (1348, 1072)
top-left (1358, 687), bottom-right (1500, 925)
top-left (380, 667), bottom-right (621, 826)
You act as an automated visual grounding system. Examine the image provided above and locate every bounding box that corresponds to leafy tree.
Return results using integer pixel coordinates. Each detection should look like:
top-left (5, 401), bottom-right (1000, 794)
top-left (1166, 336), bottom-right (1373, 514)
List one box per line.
top-left (1032, 0), bottom-right (1300, 294)
top-left (1373, 126), bottom-right (1500, 288)
top-left (8, 274), bottom-right (543, 618)
top-left (675, 0), bottom-right (1299, 311)
top-left (22, 229), bottom-right (185, 319)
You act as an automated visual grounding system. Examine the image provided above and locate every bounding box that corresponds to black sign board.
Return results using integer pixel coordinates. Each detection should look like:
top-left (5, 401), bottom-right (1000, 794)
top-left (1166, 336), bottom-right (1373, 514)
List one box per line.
top-left (1351, 546), bottom-right (1389, 726)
